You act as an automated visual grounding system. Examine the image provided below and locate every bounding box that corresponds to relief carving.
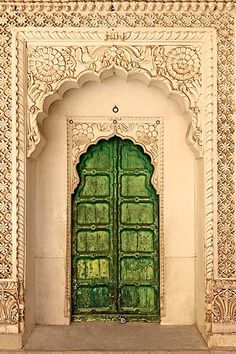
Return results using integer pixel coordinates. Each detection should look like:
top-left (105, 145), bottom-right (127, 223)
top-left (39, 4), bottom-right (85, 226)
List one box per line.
top-left (210, 280), bottom-right (236, 330)
top-left (27, 44), bottom-right (202, 158)
top-left (0, 282), bottom-right (19, 325)
top-left (165, 47), bottom-right (201, 81)
top-left (213, 289), bottom-right (236, 325)
top-left (0, 1), bottom-right (235, 13)
top-left (29, 48), bottom-right (66, 84)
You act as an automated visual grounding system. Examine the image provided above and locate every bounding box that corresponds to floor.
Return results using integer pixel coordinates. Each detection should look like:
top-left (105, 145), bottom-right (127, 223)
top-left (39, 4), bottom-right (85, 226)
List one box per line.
top-left (3, 322), bottom-right (236, 353)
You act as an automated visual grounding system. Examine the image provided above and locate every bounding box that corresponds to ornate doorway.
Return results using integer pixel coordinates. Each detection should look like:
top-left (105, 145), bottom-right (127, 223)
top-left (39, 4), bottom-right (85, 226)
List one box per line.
top-left (72, 137), bottom-right (159, 321)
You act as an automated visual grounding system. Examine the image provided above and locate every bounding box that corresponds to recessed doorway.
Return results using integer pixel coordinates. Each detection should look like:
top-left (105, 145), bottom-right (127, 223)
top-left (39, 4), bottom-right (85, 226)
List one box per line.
top-left (72, 137), bottom-right (159, 321)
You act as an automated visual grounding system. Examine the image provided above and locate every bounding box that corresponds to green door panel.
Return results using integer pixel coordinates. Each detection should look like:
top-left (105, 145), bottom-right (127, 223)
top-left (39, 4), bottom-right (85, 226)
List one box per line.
top-left (121, 230), bottom-right (154, 252)
top-left (72, 137), bottom-right (159, 321)
top-left (121, 202), bottom-right (155, 224)
top-left (121, 175), bottom-right (149, 197)
top-left (77, 231), bottom-right (110, 252)
top-left (80, 175), bottom-right (110, 196)
top-left (77, 202), bottom-right (110, 224)
top-left (120, 286), bottom-right (157, 313)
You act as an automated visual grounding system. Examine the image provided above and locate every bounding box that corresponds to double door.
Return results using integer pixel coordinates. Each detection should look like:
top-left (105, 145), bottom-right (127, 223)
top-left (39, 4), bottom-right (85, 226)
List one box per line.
top-left (72, 137), bottom-right (159, 321)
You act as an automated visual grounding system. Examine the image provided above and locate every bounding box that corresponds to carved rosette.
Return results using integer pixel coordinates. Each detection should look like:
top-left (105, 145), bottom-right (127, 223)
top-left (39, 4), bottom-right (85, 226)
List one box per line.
top-left (166, 47), bottom-right (201, 81)
top-left (29, 48), bottom-right (66, 84)
top-left (27, 43), bottom-right (202, 158)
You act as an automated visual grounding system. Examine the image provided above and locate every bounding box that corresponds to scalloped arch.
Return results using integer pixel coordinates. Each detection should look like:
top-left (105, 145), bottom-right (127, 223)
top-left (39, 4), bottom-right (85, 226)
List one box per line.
top-left (71, 125), bottom-right (161, 195)
top-left (73, 134), bottom-right (157, 193)
top-left (29, 66), bottom-right (201, 159)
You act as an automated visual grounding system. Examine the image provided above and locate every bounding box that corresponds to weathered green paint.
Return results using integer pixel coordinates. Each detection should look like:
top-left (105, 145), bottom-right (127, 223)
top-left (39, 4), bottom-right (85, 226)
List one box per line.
top-left (72, 137), bottom-right (159, 321)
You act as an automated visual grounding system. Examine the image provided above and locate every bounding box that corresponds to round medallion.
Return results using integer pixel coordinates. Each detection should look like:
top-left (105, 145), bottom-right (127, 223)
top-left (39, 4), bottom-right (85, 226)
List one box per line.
top-left (30, 48), bottom-right (66, 84)
top-left (166, 47), bottom-right (200, 81)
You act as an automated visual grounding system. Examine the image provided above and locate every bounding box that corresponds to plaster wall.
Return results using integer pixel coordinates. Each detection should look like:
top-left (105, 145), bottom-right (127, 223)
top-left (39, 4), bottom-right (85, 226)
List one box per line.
top-left (34, 75), bottom-right (195, 325)
top-left (24, 160), bottom-right (37, 339)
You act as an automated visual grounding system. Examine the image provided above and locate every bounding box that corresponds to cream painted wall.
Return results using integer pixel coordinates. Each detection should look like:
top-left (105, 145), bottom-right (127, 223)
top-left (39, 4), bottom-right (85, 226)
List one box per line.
top-left (24, 160), bottom-right (36, 339)
top-left (35, 75), bottom-right (195, 325)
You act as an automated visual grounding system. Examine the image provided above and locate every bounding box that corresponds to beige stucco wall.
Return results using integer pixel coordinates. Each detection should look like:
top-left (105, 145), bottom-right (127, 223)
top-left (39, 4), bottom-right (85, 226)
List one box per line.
top-left (34, 75), bottom-right (195, 325)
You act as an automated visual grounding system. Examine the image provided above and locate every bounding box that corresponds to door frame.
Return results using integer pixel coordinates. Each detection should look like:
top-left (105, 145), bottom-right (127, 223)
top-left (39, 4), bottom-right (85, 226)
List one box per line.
top-left (67, 116), bottom-right (164, 320)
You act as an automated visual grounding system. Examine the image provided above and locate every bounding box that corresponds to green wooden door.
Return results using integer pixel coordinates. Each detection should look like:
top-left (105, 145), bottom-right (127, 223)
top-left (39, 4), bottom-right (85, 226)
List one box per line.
top-left (72, 137), bottom-right (159, 321)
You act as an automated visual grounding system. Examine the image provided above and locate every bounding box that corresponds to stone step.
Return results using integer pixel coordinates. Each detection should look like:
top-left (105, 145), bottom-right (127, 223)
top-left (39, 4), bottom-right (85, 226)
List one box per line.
top-left (1, 323), bottom-right (233, 353)
top-left (1, 324), bottom-right (235, 353)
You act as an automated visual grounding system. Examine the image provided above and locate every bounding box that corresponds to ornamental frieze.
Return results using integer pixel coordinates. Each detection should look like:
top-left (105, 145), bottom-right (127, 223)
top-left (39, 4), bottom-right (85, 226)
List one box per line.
top-left (27, 43), bottom-right (202, 158)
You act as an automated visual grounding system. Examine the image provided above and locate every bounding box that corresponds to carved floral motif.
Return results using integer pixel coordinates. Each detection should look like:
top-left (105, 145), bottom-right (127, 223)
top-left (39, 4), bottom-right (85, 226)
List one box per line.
top-left (213, 289), bottom-right (236, 324)
top-left (29, 48), bottom-right (66, 84)
top-left (136, 123), bottom-right (159, 145)
top-left (87, 45), bottom-right (142, 70)
top-left (211, 281), bottom-right (236, 327)
top-left (166, 47), bottom-right (201, 81)
top-left (27, 44), bottom-right (202, 157)
top-left (0, 282), bottom-right (19, 325)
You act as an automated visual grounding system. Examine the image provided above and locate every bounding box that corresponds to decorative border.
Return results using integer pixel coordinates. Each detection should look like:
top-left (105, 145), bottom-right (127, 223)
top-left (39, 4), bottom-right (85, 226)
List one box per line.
top-left (0, 1), bottom-right (235, 12)
top-left (0, 9), bottom-right (234, 338)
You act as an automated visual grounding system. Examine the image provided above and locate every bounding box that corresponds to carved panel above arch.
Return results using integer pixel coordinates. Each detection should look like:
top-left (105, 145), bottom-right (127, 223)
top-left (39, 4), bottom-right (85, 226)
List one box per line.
top-left (24, 29), bottom-right (208, 159)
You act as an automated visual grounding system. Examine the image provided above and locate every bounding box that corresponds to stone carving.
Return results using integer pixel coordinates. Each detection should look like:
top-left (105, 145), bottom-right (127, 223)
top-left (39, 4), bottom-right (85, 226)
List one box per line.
top-left (0, 1), bottom-right (234, 13)
top-left (211, 281), bottom-right (236, 328)
top-left (0, 282), bottom-right (19, 325)
top-left (216, 13), bottom-right (235, 279)
top-left (27, 44), bottom-right (202, 158)
top-left (0, 21), bottom-right (12, 280)
top-left (0, 6), bottom-right (233, 335)
top-left (213, 289), bottom-right (236, 325)
top-left (166, 47), bottom-right (201, 81)
top-left (29, 48), bottom-right (66, 84)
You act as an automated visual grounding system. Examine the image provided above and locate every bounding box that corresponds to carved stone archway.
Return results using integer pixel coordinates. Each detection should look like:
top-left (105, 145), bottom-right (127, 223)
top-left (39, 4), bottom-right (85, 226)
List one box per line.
top-left (26, 38), bottom-right (204, 159)
top-left (16, 28), bottom-right (215, 326)
top-left (15, 29), bottom-right (216, 320)
top-left (0, 5), bottom-right (234, 346)
top-left (12, 26), bottom-right (216, 336)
